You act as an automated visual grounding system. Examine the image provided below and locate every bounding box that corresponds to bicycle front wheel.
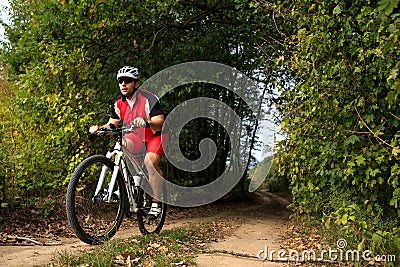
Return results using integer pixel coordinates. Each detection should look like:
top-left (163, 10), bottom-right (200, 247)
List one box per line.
top-left (66, 155), bottom-right (127, 244)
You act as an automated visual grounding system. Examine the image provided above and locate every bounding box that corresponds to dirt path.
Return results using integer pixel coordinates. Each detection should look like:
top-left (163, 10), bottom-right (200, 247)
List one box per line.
top-left (0, 191), bottom-right (291, 267)
top-left (195, 192), bottom-right (290, 267)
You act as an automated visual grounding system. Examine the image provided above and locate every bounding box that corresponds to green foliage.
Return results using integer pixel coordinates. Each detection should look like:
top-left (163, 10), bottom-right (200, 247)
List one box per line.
top-left (248, 157), bottom-right (289, 192)
top-left (1, 1), bottom-right (284, 199)
top-left (0, 69), bottom-right (16, 203)
top-left (274, 0), bottom-right (400, 258)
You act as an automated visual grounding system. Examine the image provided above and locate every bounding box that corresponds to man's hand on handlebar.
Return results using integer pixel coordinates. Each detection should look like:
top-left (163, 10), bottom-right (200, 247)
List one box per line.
top-left (89, 124), bottom-right (113, 136)
top-left (89, 125), bottom-right (100, 134)
top-left (89, 123), bottom-right (140, 136)
top-left (132, 118), bottom-right (148, 128)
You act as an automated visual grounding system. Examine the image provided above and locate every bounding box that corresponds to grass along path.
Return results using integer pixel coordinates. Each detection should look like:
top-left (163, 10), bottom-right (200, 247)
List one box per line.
top-left (49, 222), bottom-right (236, 267)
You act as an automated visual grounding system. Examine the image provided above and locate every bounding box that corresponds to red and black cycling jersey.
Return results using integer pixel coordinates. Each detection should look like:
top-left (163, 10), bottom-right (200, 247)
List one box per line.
top-left (110, 89), bottom-right (163, 138)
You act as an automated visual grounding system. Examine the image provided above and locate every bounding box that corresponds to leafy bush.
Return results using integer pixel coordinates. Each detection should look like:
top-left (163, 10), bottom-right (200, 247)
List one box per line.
top-left (274, 0), bottom-right (400, 258)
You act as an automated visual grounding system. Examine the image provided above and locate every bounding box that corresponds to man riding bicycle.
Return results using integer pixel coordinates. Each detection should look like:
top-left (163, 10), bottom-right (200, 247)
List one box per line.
top-left (89, 66), bottom-right (165, 220)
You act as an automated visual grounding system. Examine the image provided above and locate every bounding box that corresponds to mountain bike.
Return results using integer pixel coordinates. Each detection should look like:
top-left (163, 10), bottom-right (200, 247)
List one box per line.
top-left (66, 125), bottom-right (167, 245)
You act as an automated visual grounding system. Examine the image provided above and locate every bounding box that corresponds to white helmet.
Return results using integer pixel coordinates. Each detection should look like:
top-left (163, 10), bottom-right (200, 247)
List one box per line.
top-left (116, 66), bottom-right (139, 80)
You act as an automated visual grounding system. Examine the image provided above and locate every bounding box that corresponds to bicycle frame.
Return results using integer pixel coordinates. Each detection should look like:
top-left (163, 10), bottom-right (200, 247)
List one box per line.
top-left (93, 125), bottom-right (145, 212)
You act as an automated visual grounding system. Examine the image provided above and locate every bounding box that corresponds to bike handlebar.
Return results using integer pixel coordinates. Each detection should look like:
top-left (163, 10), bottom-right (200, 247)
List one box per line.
top-left (96, 124), bottom-right (140, 137)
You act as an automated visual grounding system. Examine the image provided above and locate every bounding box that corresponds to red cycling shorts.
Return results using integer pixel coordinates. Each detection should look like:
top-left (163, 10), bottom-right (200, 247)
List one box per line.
top-left (124, 132), bottom-right (165, 158)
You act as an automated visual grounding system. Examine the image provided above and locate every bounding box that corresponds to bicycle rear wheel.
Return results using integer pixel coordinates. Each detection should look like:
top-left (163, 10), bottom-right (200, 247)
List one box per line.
top-left (137, 187), bottom-right (167, 234)
top-left (66, 155), bottom-right (127, 244)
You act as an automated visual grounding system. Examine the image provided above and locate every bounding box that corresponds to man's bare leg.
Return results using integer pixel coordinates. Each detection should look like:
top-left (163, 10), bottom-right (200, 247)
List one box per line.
top-left (144, 152), bottom-right (163, 202)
